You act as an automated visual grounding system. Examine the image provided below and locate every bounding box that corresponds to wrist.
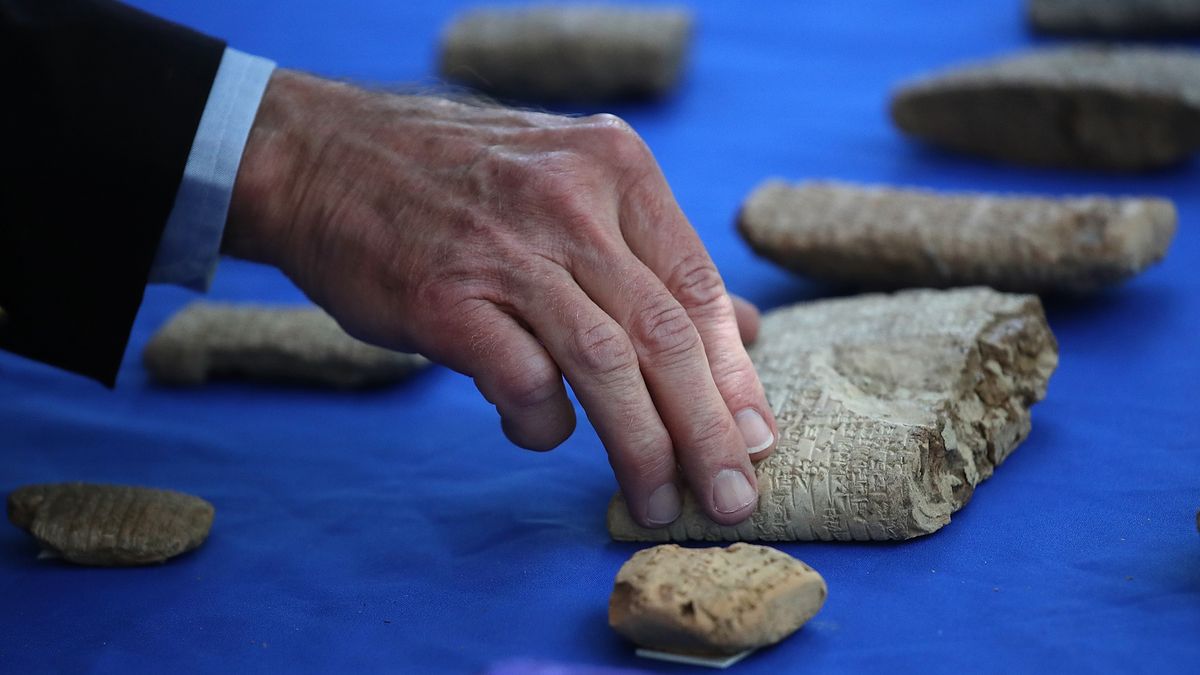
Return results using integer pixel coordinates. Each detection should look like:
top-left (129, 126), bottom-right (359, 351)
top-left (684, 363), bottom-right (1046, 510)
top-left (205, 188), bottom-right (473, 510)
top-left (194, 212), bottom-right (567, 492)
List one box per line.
top-left (224, 69), bottom-right (326, 268)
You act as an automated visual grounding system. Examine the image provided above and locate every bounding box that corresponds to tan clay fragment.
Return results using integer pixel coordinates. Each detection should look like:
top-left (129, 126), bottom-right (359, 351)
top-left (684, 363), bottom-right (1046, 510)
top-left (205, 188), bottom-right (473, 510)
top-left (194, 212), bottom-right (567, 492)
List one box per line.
top-left (7, 482), bottom-right (214, 566)
top-left (891, 46), bottom-right (1200, 170)
top-left (1028, 0), bottom-right (1200, 36)
top-left (609, 543), bottom-right (827, 656)
top-left (143, 303), bottom-right (428, 388)
top-left (609, 288), bottom-right (1058, 542)
top-left (438, 5), bottom-right (693, 101)
top-left (738, 180), bottom-right (1176, 293)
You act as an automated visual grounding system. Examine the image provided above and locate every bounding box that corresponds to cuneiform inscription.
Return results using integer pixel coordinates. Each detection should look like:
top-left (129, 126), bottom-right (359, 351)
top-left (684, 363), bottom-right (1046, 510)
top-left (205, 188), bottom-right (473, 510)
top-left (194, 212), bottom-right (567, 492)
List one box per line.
top-left (608, 287), bottom-right (1058, 542)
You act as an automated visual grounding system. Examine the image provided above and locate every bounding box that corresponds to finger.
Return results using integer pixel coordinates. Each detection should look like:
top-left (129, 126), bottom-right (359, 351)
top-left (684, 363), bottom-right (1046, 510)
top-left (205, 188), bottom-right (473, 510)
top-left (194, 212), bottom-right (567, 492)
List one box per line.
top-left (619, 178), bottom-right (778, 461)
top-left (567, 246), bottom-right (759, 525)
top-left (730, 294), bottom-right (760, 346)
top-left (511, 269), bottom-right (686, 528)
top-left (435, 301), bottom-right (576, 452)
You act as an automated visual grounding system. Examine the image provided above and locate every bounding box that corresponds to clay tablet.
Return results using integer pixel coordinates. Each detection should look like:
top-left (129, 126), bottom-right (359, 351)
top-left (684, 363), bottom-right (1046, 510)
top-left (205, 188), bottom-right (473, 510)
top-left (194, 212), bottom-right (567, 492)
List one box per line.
top-left (609, 288), bottom-right (1058, 542)
top-left (143, 303), bottom-right (428, 388)
top-left (438, 5), bottom-right (693, 101)
top-left (890, 47), bottom-right (1200, 170)
top-left (8, 483), bottom-right (214, 566)
top-left (1028, 0), bottom-right (1200, 36)
top-left (738, 180), bottom-right (1177, 293)
top-left (609, 544), bottom-right (827, 656)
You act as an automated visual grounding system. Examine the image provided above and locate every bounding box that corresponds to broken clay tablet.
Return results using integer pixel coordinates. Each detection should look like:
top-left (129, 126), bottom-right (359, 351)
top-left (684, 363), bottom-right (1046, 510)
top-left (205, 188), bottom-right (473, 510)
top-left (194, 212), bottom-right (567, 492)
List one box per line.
top-left (1028, 0), bottom-right (1200, 36)
top-left (890, 46), bottom-right (1200, 170)
top-left (438, 5), bottom-right (693, 101)
top-left (737, 180), bottom-right (1177, 293)
top-left (610, 543), bottom-right (827, 656)
top-left (7, 483), bottom-right (214, 566)
top-left (609, 288), bottom-right (1058, 542)
top-left (143, 303), bottom-right (428, 388)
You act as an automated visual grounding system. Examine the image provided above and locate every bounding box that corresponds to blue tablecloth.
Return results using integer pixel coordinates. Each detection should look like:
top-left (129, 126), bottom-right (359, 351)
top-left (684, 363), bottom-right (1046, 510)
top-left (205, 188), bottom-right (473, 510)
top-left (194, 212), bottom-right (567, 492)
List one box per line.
top-left (2, 1), bottom-right (1198, 672)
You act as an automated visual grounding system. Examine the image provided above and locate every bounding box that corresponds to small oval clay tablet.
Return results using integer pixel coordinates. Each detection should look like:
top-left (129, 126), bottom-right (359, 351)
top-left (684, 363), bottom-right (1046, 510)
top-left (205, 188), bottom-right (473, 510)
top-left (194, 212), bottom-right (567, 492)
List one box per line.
top-left (609, 543), bottom-right (827, 656)
top-left (7, 482), bottom-right (215, 566)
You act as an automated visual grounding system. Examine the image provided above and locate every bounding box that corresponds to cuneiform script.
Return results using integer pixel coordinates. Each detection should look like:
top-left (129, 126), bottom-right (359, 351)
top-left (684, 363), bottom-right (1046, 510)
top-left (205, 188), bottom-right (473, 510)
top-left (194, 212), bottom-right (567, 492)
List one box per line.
top-left (608, 288), bottom-right (1058, 542)
top-left (609, 543), bottom-right (826, 656)
top-left (8, 482), bottom-right (214, 566)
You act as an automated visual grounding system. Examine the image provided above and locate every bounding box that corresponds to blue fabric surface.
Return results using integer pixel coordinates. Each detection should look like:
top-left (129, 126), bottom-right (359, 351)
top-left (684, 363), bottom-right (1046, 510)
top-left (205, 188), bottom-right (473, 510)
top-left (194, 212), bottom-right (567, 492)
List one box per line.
top-left (2, 1), bottom-right (1198, 673)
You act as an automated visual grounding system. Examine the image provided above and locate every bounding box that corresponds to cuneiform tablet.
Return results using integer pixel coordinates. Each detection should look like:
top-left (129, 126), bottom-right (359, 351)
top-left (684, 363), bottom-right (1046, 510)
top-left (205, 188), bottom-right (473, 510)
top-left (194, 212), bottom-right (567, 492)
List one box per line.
top-left (1028, 0), bottom-right (1200, 36)
top-left (609, 544), bottom-right (827, 656)
top-left (737, 180), bottom-right (1177, 293)
top-left (608, 288), bottom-right (1058, 542)
top-left (7, 483), bottom-right (214, 566)
top-left (143, 303), bottom-right (428, 388)
top-left (890, 46), bottom-right (1200, 170)
top-left (438, 5), bottom-right (693, 101)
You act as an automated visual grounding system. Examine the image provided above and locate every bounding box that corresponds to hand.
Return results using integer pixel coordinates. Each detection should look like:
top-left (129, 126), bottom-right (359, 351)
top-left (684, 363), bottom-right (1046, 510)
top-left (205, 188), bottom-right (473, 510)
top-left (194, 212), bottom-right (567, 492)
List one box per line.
top-left (223, 70), bottom-right (777, 527)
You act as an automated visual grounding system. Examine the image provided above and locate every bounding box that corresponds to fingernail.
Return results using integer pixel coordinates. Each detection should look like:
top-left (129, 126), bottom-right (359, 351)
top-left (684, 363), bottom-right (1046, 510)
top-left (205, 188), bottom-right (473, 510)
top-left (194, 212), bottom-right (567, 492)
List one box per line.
top-left (646, 483), bottom-right (682, 526)
top-left (735, 409), bottom-right (774, 454)
top-left (713, 469), bottom-right (757, 514)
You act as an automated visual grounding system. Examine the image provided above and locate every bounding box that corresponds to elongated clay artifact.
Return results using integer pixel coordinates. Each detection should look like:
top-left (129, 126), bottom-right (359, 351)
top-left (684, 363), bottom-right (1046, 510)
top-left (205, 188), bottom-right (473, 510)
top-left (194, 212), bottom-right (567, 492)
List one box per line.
top-left (737, 180), bottom-right (1176, 293)
top-left (1028, 0), bottom-right (1200, 36)
top-left (143, 303), bottom-right (427, 388)
top-left (890, 47), bottom-right (1200, 170)
top-left (8, 482), bottom-right (214, 566)
top-left (438, 5), bottom-right (693, 101)
top-left (609, 543), bottom-right (827, 656)
top-left (609, 288), bottom-right (1058, 542)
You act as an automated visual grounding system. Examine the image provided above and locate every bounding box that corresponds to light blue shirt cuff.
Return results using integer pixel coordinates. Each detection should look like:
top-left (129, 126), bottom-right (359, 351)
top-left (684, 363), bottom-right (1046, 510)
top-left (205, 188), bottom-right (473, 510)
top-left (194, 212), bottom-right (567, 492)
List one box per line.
top-left (149, 47), bottom-right (276, 291)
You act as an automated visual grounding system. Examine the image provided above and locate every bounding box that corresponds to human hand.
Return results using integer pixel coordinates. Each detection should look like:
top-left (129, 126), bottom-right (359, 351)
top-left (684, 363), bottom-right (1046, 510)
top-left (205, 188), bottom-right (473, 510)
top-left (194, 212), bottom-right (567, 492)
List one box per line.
top-left (223, 70), bottom-right (777, 527)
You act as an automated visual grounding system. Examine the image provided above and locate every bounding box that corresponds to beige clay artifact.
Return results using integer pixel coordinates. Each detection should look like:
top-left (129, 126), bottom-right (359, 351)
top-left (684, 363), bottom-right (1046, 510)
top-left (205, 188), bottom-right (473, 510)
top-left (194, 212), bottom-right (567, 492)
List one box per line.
top-left (1028, 0), bottom-right (1200, 36)
top-left (7, 482), bottom-right (214, 566)
top-left (890, 46), bottom-right (1200, 170)
top-left (143, 303), bottom-right (428, 388)
top-left (609, 288), bottom-right (1058, 542)
top-left (438, 5), bottom-right (693, 101)
top-left (738, 180), bottom-right (1176, 293)
top-left (609, 543), bottom-right (827, 656)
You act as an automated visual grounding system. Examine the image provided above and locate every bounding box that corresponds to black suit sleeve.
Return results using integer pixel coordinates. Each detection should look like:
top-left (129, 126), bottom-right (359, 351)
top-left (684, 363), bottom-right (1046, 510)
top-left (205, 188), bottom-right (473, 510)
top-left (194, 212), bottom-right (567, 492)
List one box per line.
top-left (0, 0), bottom-right (225, 386)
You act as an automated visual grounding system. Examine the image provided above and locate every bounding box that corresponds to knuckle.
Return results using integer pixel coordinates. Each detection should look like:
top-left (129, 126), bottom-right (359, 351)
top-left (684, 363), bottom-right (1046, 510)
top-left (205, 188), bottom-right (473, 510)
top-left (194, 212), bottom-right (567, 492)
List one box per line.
top-left (710, 358), bottom-right (761, 408)
top-left (496, 363), bottom-right (562, 411)
top-left (573, 320), bottom-right (639, 379)
top-left (617, 436), bottom-right (677, 480)
top-left (689, 414), bottom-right (737, 451)
top-left (668, 253), bottom-right (727, 311)
top-left (584, 114), bottom-right (644, 152)
top-left (497, 250), bottom-right (557, 294)
top-left (588, 112), bottom-right (635, 134)
top-left (711, 356), bottom-right (758, 391)
top-left (412, 276), bottom-right (471, 319)
top-left (592, 115), bottom-right (652, 176)
top-left (630, 300), bottom-right (700, 361)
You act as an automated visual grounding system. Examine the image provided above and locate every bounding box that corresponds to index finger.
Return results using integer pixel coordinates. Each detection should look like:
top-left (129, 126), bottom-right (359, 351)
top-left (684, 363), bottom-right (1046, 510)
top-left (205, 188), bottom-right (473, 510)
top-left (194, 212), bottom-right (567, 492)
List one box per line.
top-left (619, 173), bottom-right (778, 462)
